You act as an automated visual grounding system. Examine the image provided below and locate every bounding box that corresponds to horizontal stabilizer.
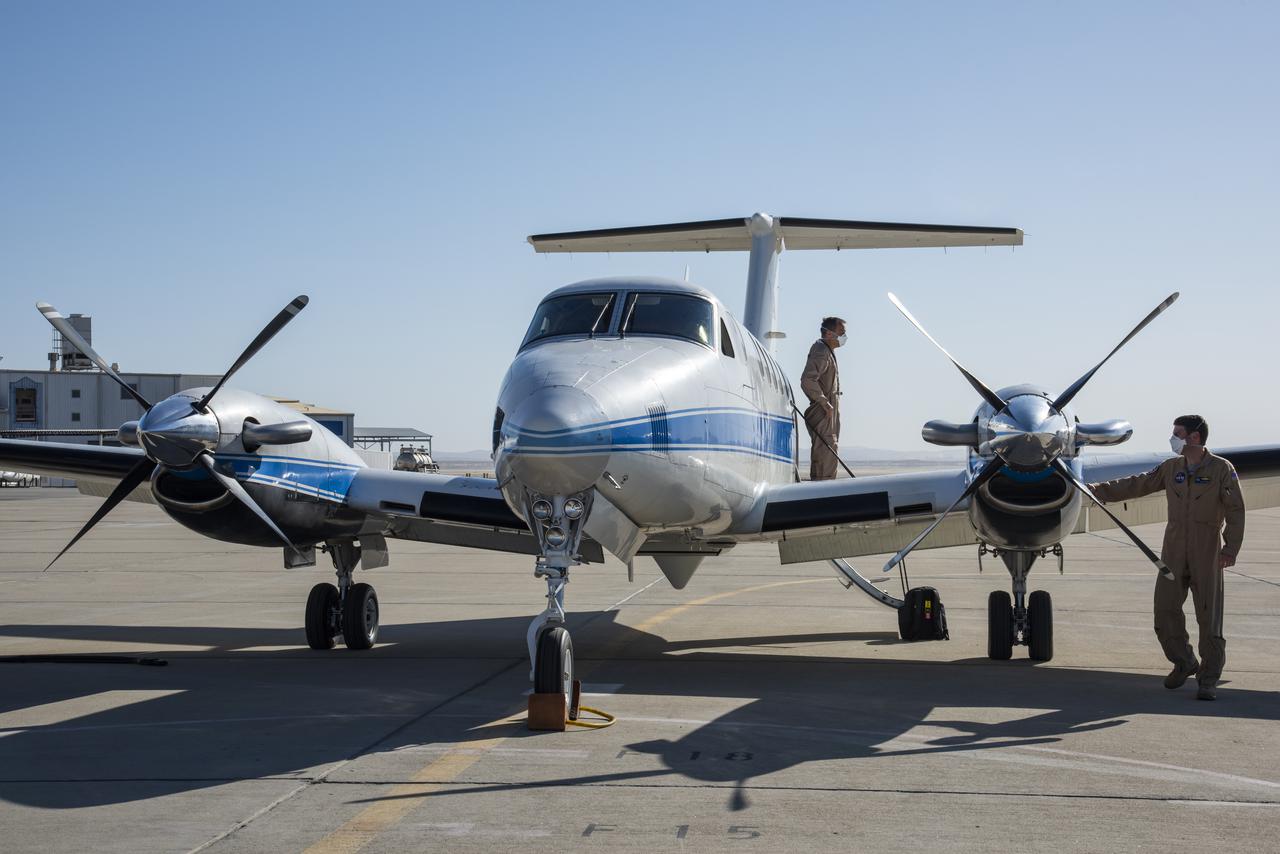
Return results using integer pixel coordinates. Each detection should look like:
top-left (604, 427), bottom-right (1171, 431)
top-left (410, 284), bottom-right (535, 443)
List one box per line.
top-left (529, 216), bottom-right (1022, 253)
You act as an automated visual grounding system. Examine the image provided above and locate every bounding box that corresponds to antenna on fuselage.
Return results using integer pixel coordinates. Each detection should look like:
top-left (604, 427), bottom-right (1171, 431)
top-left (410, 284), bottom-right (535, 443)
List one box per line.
top-left (526, 214), bottom-right (1023, 355)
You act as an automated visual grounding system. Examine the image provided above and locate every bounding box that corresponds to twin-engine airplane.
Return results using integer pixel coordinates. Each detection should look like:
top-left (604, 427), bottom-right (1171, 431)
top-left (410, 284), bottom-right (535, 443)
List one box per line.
top-left (5, 213), bottom-right (1279, 718)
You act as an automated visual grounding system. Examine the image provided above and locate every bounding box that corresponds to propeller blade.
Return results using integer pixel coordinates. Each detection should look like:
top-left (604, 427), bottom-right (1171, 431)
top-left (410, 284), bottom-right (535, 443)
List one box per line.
top-left (1052, 292), bottom-right (1179, 410)
top-left (36, 302), bottom-right (153, 411)
top-left (196, 295), bottom-right (309, 411)
top-left (887, 293), bottom-right (1007, 412)
top-left (199, 454), bottom-right (304, 559)
top-left (883, 456), bottom-right (1005, 574)
top-left (45, 457), bottom-right (157, 571)
top-left (1050, 458), bottom-right (1174, 581)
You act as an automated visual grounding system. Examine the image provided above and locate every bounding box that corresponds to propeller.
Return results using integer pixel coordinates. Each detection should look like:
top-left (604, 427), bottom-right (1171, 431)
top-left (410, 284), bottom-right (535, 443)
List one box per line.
top-left (1050, 458), bottom-right (1173, 580)
top-left (37, 303), bottom-right (153, 410)
top-left (883, 457), bottom-right (1005, 574)
top-left (887, 293), bottom-right (1006, 412)
top-left (43, 458), bottom-right (156, 571)
top-left (885, 291), bottom-right (1180, 575)
top-left (38, 296), bottom-right (310, 569)
top-left (1053, 292), bottom-right (1179, 410)
top-left (196, 295), bottom-right (309, 412)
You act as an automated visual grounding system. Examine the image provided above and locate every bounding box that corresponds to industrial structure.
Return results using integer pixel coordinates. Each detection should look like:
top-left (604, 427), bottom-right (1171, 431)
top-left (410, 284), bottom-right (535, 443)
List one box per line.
top-left (2, 312), bottom-right (359, 453)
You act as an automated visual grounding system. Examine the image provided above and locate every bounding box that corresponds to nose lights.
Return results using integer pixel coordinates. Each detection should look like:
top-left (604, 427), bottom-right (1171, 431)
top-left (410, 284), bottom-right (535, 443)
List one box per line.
top-left (137, 397), bottom-right (221, 468)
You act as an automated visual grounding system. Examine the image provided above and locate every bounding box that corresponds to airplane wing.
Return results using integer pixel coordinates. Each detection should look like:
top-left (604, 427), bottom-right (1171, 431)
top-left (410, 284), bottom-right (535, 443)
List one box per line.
top-left (0, 438), bottom-right (155, 503)
top-left (344, 467), bottom-right (604, 562)
top-left (1076, 445), bottom-right (1280, 533)
top-left (752, 467), bottom-right (976, 564)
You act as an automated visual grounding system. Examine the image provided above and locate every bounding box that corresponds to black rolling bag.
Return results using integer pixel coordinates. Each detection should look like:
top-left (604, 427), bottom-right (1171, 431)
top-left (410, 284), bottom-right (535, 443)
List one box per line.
top-left (898, 586), bottom-right (949, 641)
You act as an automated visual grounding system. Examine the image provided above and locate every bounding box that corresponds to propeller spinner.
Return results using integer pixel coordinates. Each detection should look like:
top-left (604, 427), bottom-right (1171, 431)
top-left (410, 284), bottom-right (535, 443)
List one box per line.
top-left (36, 296), bottom-right (310, 569)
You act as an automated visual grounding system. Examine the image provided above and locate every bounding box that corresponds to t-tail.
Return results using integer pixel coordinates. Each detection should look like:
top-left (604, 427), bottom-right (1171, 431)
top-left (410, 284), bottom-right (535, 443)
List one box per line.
top-left (528, 213), bottom-right (1023, 353)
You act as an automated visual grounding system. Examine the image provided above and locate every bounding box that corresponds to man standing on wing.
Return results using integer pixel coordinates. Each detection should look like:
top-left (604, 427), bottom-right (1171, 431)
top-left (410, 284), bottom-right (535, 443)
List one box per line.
top-left (801, 316), bottom-right (845, 481)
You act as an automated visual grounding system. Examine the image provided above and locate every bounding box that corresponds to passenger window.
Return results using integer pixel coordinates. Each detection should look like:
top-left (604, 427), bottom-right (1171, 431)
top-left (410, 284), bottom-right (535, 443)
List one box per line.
top-left (621, 293), bottom-right (714, 347)
top-left (522, 292), bottom-right (616, 346)
top-left (720, 319), bottom-right (735, 358)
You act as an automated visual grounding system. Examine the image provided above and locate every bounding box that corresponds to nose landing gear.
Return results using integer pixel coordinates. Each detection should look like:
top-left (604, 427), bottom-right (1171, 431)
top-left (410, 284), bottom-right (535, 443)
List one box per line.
top-left (523, 491), bottom-right (592, 729)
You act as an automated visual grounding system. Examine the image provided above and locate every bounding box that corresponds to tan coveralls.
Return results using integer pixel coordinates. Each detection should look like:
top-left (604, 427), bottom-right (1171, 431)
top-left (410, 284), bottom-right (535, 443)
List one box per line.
top-left (1091, 450), bottom-right (1245, 686)
top-left (800, 339), bottom-right (841, 481)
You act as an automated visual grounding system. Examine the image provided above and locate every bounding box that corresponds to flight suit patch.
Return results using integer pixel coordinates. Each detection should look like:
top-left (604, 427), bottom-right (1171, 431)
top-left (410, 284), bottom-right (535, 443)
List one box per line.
top-left (1174, 471), bottom-right (1187, 484)
top-left (1195, 476), bottom-right (1211, 484)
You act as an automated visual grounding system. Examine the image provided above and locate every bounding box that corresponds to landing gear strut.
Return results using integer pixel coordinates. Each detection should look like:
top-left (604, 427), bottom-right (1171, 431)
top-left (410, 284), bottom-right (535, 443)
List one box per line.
top-left (523, 491), bottom-right (592, 726)
top-left (304, 540), bottom-right (378, 650)
top-left (983, 546), bottom-right (1054, 662)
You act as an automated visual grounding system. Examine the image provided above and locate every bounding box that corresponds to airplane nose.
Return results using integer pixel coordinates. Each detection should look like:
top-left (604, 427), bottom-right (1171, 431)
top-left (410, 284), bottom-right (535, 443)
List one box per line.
top-left (500, 387), bottom-right (612, 495)
top-left (138, 396), bottom-right (221, 468)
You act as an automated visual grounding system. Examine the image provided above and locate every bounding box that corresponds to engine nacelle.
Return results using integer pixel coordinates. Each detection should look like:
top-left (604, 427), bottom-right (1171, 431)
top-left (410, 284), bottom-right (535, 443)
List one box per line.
top-left (922, 420), bottom-right (979, 446)
top-left (1075, 419), bottom-right (1133, 447)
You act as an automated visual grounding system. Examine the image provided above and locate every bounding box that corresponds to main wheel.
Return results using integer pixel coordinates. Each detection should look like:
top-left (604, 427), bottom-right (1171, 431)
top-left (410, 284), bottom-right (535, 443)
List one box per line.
top-left (305, 582), bottom-right (340, 650)
top-left (987, 590), bottom-right (1013, 660)
top-left (342, 582), bottom-right (379, 650)
top-left (534, 626), bottom-right (578, 720)
top-left (1028, 590), bottom-right (1053, 662)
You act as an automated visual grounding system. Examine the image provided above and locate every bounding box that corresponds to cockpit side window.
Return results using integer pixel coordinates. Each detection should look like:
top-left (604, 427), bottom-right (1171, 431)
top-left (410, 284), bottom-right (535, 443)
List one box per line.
top-left (719, 318), bottom-right (735, 358)
top-left (621, 293), bottom-right (714, 348)
top-left (522, 292), bottom-right (617, 346)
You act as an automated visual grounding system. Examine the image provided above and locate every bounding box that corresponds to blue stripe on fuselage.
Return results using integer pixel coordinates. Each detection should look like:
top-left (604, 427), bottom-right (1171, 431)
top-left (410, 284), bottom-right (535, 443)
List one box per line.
top-left (504, 408), bottom-right (795, 463)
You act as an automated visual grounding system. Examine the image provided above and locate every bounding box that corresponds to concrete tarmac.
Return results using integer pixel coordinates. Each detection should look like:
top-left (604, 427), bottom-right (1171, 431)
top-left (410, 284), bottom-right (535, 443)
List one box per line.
top-left (2, 489), bottom-right (1278, 853)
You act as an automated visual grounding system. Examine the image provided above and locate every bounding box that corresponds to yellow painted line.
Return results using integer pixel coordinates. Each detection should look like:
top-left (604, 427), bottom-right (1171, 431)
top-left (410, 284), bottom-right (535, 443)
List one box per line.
top-left (591, 577), bottom-right (829, 666)
top-left (303, 715), bottom-right (522, 854)
top-left (631, 578), bottom-right (828, 634)
top-left (306, 577), bottom-right (828, 853)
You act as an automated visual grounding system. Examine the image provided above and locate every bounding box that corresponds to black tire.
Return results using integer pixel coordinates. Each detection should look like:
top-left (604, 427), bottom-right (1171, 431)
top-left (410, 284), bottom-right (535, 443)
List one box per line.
top-left (305, 583), bottom-right (339, 650)
top-left (897, 597), bottom-right (912, 640)
top-left (342, 582), bottom-right (379, 650)
top-left (987, 590), bottom-right (1013, 660)
top-left (534, 626), bottom-right (578, 719)
top-left (1028, 590), bottom-right (1053, 662)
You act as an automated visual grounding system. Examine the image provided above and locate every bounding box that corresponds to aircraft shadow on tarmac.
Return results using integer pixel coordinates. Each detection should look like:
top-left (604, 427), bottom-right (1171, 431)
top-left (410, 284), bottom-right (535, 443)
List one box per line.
top-left (2, 611), bottom-right (1278, 811)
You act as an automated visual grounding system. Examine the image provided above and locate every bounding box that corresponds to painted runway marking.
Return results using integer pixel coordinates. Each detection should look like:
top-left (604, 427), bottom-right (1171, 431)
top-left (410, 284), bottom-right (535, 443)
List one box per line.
top-left (611, 714), bottom-right (1280, 792)
top-left (302, 716), bottom-right (523, 854)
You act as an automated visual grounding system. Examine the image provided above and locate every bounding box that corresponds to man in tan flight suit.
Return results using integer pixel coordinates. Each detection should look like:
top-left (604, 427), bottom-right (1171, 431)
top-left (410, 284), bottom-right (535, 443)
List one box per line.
top-left (800, 316), bottom-right (845, 480)
top-left (1089, 415), bottom-right (1245, 700)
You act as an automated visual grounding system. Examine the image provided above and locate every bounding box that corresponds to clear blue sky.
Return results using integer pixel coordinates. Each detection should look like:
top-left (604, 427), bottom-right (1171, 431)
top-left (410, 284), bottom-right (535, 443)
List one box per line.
top-left (3, 3), bottom-right (1276, 452)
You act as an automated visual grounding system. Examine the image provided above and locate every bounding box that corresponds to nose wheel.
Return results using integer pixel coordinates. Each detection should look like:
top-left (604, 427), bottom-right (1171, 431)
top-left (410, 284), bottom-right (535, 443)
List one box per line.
top-left (534, 626), bottom-right (579, 720)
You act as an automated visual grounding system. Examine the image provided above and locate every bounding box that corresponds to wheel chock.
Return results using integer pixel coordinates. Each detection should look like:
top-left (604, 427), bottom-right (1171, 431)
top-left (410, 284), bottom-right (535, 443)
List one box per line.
top-left (527, 691), bottom-right (567, 731)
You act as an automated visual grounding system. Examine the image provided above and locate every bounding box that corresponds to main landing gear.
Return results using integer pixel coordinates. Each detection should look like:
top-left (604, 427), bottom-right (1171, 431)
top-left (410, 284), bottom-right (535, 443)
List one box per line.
top-left (305, 540), bottom-right (379, 650)
top-left (982, 545), bottom-right (1056, 662)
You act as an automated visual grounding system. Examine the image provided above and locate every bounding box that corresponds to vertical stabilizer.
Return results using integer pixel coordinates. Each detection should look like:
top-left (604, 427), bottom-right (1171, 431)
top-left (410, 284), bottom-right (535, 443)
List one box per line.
top-left (743, 213), bottom-right (785, 352)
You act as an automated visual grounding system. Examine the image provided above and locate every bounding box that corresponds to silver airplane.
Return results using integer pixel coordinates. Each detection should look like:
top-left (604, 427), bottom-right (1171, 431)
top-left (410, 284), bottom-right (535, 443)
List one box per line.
top-left (4, 214), bottom-right (1278, 720)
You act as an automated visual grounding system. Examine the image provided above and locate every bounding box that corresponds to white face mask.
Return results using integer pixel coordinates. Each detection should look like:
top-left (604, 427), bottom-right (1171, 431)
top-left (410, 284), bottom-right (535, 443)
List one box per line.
top-left (836, 333), bottom-right (848, 347)
top-left (1170, 435), bottom-right (1187, 455)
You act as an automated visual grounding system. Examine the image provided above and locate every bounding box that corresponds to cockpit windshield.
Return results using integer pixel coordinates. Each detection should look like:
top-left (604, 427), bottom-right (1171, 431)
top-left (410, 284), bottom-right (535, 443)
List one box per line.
top-left (523, 292), bottom-right (617, 346)
top-left (621, 293), bottom-right (714, 347)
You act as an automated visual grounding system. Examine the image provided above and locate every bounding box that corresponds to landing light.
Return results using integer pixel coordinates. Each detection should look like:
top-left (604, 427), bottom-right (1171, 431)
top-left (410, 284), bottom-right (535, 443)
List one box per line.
top-left (532, 500), bottom-right (553, 521)
top-left (545, 527), bottom-right (567, 547)
top-left (564, 498), bottom-right (585, 519)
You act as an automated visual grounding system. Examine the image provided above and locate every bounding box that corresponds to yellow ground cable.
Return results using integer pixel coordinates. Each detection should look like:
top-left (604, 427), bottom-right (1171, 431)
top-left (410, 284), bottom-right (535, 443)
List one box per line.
top-left (566, 705), bottom-right (616, 729)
